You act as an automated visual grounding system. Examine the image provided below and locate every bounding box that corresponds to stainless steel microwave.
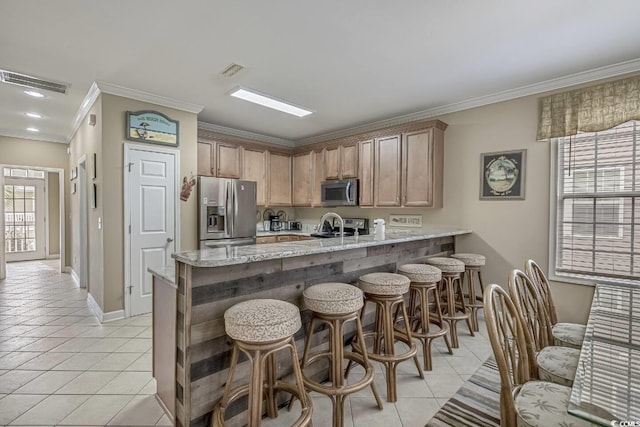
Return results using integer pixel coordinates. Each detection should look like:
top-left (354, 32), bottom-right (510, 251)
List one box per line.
top-left (321, 179), bottom-right (358, 206)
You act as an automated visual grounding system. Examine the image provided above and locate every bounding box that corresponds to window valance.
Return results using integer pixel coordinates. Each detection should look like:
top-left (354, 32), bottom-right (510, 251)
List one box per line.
top-left (537, 74), bottom-right (640, 141)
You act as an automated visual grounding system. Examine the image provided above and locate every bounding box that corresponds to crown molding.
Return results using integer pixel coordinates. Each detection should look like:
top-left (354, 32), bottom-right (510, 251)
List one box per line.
top-left (67, 81), bottom-right (101, 143)
top-left (197, 121), bottom-right (295, 148)
top-left (297, 58), bottom-right (640, 146)
top-left (96, 81), bottom-right (204, 114)
top-left (66, 81), bottom-right (205, 143)
top-left (0, 129), bottom-right (67, 144)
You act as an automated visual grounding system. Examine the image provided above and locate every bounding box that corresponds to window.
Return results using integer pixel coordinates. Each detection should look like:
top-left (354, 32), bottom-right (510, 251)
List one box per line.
top-left (3, 168), bottom-right (45, 179)
top-left (4, 184), bottom-right (37, 253)
top-left (553, 120), bottom-right (640, 282)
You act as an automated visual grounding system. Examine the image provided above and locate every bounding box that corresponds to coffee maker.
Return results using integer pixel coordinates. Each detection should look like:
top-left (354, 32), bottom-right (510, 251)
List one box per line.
top-left (269, 215), bottom-right (281, 232)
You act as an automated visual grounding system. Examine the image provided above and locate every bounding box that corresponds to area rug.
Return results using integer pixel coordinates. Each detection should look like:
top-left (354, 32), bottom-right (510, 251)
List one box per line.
top-left (426, 357), bottom-right (501, 427)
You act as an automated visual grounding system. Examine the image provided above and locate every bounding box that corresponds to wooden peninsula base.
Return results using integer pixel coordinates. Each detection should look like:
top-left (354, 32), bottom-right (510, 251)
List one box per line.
top-left (150, 229), bottom-right (470, 427)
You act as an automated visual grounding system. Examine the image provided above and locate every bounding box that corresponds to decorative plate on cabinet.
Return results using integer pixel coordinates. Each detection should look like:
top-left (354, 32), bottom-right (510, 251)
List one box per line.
top-left (276, 210), bottom-right (287, 221)
top-left (256, 210), bottom-right (262, 222)
top-left (263, 208), bottom-right (275, 220)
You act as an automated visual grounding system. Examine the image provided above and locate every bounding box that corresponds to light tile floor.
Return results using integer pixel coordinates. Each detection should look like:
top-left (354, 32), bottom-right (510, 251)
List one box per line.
top-left (0, 260), bottom-right (493, 427)
top-left (0, 260), bottom-right (170, 426)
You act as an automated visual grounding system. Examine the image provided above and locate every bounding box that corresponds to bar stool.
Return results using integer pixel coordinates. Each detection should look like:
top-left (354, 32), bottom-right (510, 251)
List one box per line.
top-left (351, 272), bottom-right (424, 402)
top-left (300, 283), bottom-right (382, 427)
top-left (425, 257), bottom-right (474, 348)
top-left (213, 299), bottom-right (312, 427)
top-left (451, 253), bottom-right (486, 332)
top-left (397, 264), bottom-right (452, 371)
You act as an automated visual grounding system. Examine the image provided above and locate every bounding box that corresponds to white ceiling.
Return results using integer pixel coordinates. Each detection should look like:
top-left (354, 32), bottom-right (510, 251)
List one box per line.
top-left (1, 0), bottom-right (640, 144)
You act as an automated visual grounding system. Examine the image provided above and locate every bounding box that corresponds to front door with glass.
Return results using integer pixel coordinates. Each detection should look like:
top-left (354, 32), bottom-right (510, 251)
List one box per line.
top-left (4, 177), bottom-right (46, 262)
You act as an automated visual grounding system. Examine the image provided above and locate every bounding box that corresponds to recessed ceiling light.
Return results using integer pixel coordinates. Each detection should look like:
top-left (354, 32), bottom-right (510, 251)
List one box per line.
top-left (24, 90), bottom-right (44, 98)
top-left (26, 127), bottom-right (39, 132)
top-left (25, 112), bottom-right (42, 118)
top-left (229, 87), bottom-right (313, 117)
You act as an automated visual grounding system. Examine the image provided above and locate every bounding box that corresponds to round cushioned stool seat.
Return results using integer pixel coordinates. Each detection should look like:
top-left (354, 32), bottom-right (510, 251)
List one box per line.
top-left (450, 253), bottom-right (486, 267)
top-left (397, 264), bottom-right (442, 283)
top-left (425, 257), bottom-right (465, 274)
top-left (359, 272), bottom-right (410, 295)
top-left (224, 299), bottom-right (301, 342)
top-left (304, 283), bottom-right (363, 315)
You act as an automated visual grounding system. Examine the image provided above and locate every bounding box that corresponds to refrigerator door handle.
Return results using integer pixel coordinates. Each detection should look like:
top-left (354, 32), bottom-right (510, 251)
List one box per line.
top-left (227, 182), bottom-right (235, 238)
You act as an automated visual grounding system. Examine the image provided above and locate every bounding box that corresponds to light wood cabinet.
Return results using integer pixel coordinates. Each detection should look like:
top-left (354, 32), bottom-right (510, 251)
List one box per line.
top-left (293, 150), bottom-right (325, 207)
top-left (341, 144), bottom-right (358, 178)
top-left (256, 236), bottom-right (277, 244)
top-left (402, 129), bottom-right (443, 207)
top-left (324, 144), bottom-right (358, 180)
top-left (268, 152), bottom-right (292, 206)
top-left (292, 152), bottom-right (313, 207)
top-left (257, 234), bottom-right (311, 244)
top-left (358, 140), bottom-right (374, 207)
top-left (197, 140), bottom-right (241, 178)
top-left (325, 146), bottom-right (340, 180)
top-left (197, 141), bottom-right (214, 177)
top-left (241, 147), bottom-right (267, 206)
top-left (374, 135), bottom-right (402, 206)
top-left (216, 142), bottom-right (241, 178)
top-left (312, 150), bottom-right (325, 207)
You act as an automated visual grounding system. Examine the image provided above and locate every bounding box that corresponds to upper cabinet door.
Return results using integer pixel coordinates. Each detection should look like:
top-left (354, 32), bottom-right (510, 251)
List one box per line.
top-left (341, 144), bottom-right (358, 179)
top-left (324, 146), bottom-right (340, 180)
top-left (268, 152), bottom-right (292, 206)
top-left (197, 141), bottom-right (215, 176)
top-left (374, 135), bottom-right (401, 206)
top-left (402, 129), bottom-right (443, 208)
top-left (216, 142), bottom-right (241, 178)
top-left (324, 145), bottom-right (358, 180)
top-left (292, 152), bottom-right (313, 207)
top-left (358, 140), bottom-right (374, 207)
top-left (312, 150), bottom-right (325, 207)
top-left (241, 147), bottom-right (267, 206)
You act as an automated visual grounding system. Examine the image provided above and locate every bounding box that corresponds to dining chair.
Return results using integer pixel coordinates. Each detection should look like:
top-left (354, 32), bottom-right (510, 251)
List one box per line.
top-left (525, 260), bottom-right (586, 349)
top-left (483, 284), bottom-right (594, 427)
top-left (508, 269), bottom-right (580, 387)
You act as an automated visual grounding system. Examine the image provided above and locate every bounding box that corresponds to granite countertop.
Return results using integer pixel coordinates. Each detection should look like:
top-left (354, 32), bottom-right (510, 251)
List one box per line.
top-left (172, 227), bottom-right (471, 267)
top-left (148, 265), bottom-right (176, 286)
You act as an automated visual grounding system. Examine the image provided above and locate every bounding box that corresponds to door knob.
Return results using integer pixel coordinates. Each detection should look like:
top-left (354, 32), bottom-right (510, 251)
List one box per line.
top-left (167, 237), bottom-right (174, 243)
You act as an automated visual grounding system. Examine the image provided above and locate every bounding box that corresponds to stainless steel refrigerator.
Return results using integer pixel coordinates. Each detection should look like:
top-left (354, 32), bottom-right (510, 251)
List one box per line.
top-left (198, 177), bottom-right (257, 249)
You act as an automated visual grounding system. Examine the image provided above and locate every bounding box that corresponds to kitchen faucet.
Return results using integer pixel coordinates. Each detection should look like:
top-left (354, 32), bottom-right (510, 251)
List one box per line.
top-left (318, 212), bottom-right (344, 238)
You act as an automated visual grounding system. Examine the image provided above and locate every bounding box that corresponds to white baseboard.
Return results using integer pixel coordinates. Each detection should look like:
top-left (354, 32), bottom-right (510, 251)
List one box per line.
top-left (70, 268), bottom-right (80, 288)
top-left (45, 254), bottom-right (61, 260)
top-left (86, 293), bottom-right (125, 324)
top-left (102, 309), bottom-right (125, 323)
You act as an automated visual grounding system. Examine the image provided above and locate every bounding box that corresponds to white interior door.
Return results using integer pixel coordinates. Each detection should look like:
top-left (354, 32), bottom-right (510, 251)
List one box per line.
top-left (4, 177), bottom-right (46, 262)
top-left (127, 147), bottom-right (176, 316)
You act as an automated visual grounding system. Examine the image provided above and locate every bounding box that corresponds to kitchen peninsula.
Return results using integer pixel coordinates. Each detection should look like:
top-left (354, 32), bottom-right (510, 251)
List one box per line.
top-left (150, 227), bottom-right (471, 427)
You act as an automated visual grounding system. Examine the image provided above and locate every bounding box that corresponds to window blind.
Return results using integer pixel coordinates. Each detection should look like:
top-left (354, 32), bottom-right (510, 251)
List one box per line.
top-left (569, 285), bottom-right (640, 421)
top-left (556, 120), bottom-right (640, 282)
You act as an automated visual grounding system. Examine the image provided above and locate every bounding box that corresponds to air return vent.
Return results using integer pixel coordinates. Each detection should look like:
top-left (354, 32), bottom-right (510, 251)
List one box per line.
top-left (220, 63), bottom-right (244, 77)
top-left (0, 69), bottom-right (69, 94)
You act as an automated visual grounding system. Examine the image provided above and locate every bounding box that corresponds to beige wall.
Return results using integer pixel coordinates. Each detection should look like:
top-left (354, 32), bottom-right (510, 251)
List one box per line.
top-left (47, 172), bottom-right (60, 255)
top-left (69, 97), bottom-right (104, 308)
top-left (0, 136), bottom-right (70, 264)
top-left (295, 94), bottom-right (594, 324)
top-left (100, 93), bottom-right (198, 313)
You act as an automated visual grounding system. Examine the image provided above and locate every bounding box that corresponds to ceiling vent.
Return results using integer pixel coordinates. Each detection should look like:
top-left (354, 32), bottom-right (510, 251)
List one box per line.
top-left (220, 63), bottom-right (244, 77)
top-left (0, 69), bottom-right (70, 94)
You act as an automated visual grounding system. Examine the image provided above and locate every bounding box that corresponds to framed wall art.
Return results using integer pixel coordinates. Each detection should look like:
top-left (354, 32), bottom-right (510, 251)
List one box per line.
top-left (389, 214), bottom-right (423, 228)
top-left (126, 110), bottom-right (179, 147)
top-left (91, 183), bottom-right (97, 209)
top-left (480, 149), bottom-right (526, 200)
